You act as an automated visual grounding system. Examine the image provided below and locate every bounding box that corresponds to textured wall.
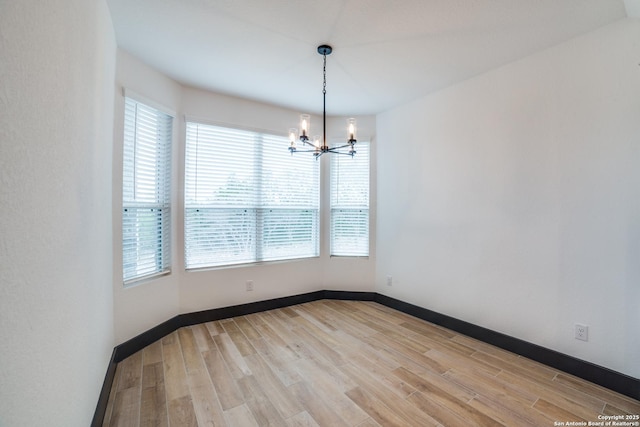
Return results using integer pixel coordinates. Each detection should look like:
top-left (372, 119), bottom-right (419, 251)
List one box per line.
top-left (376, 18), bottom-right (640, 378)
top-left (0, 1), bottom-right (116, 425)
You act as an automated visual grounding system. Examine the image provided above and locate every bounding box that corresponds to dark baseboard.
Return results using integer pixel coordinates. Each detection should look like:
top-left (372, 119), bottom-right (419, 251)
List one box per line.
top-left (90, 349), bottom-right (118, 427)
top-left (181, 290), bottom-right (327, 327)
top-left (374, 293), bottom-right (640, 401)
top-left (94, 290), bottom-right (639, 425)
top-left (324, 290), bottom-right (376, 301)
top-left (114, 316), bottom-right (182, 363)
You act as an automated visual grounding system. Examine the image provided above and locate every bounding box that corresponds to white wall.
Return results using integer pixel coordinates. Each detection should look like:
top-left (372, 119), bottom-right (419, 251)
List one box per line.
top-left (113, 53), bottom-right (376, 343)
top-left (112, 50), bottom-right (183, 344)
top-left (376, 18), bottom-right (640, 378)
top-left (0, 1), bottom-right (116, 425)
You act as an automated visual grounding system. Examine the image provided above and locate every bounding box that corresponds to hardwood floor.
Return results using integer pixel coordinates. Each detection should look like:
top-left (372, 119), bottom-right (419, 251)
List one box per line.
top-left (102, 300), bottom-right (640, 426)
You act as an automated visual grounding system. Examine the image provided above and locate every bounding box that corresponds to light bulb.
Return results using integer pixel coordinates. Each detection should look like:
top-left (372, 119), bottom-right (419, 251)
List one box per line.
top-left (300, 114), bottom-right (310, 137)
top-left (347, 118), bottom-right (356, 141)
top-left (289, 128), bottom-right (297, 147)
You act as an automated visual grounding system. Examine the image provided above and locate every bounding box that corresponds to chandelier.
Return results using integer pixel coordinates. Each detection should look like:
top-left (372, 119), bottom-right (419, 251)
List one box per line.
top-left (288, 45), bottom-right (357, 158)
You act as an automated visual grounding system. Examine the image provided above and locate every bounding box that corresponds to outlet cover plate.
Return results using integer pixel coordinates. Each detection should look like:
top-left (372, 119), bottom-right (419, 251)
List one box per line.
top-left (575, 324), bottom-right (588, 341)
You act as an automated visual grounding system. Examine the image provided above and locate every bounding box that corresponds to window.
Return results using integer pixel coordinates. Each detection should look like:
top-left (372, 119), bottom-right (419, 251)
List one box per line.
top-left (122, 97), bottom-right (172, 283)
top-left (331, 141), bottom-right (369, 256)
top-left (185, 122), bottom-right (320, 269)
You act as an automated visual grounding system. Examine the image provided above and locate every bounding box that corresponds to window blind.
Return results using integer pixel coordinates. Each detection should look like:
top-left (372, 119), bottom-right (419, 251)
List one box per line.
top-left (122, 97), bottom-right (172, 283)
top-left (185, 122), bottom-right (319, 269)
top-left (330, 141), bottom-right (369, 256)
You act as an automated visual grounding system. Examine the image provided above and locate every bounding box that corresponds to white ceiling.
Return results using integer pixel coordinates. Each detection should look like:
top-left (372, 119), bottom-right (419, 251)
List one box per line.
top-left (107, 0), bottom-right (628, 116)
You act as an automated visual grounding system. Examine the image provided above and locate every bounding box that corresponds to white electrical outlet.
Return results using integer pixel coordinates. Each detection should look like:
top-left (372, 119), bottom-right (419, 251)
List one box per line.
top-left (386, 275), bottom-right (393, 286)
top-left (246, 280), bottom-right (254, 291)
top-left (575, 324), bottom-right (588, 341)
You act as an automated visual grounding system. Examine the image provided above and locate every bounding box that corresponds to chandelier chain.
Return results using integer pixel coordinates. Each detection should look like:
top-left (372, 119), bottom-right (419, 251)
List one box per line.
top-left (322, 53), bottom-right (327, 95)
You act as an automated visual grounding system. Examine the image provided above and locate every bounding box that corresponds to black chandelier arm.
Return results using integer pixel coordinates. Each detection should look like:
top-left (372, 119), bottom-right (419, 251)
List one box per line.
top-left (326, 148), bottom-right (357, 155)
top-left (289, 147), bottom-right (320, 153)
top-left (328, 142), bottom-right (356, 151)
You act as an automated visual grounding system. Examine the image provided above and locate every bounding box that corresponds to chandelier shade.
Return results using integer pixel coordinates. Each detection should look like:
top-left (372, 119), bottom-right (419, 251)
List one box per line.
top-left (288, 45), bottom-right (357, 158)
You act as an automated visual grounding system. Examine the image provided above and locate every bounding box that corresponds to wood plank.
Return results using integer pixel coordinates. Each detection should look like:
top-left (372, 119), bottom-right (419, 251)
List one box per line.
top-left (213, 333), bottom-right (252, 379)
top-left (248, 336), bottom-right (302, 386)
top-left (339, 362), bottom-right (440, 427)
top-left (403, 328), bottom-right (477, 357)
top-left (287, 380), bottom-right (351, 427)
top-left (117, 350), bottom-right (143, 391)
top-left (443, 368), bottom-right (538, 407)
top-left (202, 348), bottom-right (244, 411)
top-left (161, 332), bottom-right (190, 401)
top-left (553, 373), bottom-right (640, 414)
top-left (180, 327), bottom-right (228, 427)
top-left (177, 327), bottom-right (202, 374)
top-left (533, 398), bottom-right (586, 423)
top-left (191, 323), bottom-right (216, 352)
top-left (471, 350), bottom-right (558, 383)
top-left (234, 315), bottom-right (262, 340)
top-left (288, 322), bottom-right (346, 366)
top-left (332, 329), bottom-right (401, 372)
top-left (243, 352), bottom-right (303, 419)
top-left (367, 321), bottom-right (433, 354)
top-left (237, 375), bottom-right (287, 426)
top-left (225, 404), bottom-right (259, 427)
top-left (398, 359), bottom-right (478, 403)
top-left (293, 357), bottom-right (369, 425)
top-left (355, 419), bottom-right (382, 427)
top-left (451, 334), bottom-right (524, 362)
top-left (425, 348), bottom-right (502, 377)
top-left (496, 370), bottom-right (606, 416)
top-left (364, 332), bottom-right (448, 374)
top-left (285, 411), bottom-right (321, 427)
top-left (347, 352), bottom-right (416, 399)
top-left (289, 310), bottom-right (342, 349)
top-left (109, 386), bottom-right (140, 427)
top-left (166, 395), bottom-right (197, 427)
top-left (395, 316), bottom-right (457, 340)
top-left (204, 320), bottom-right (225, 337)
top-left (246, 313), bottom-right (302, 362)
top-left (142, 340), bottom-right (163, 366)
top-left (345, 386), bottom-right (424, 427)
top-left (279, 307), bottom-right (299, 318)
top-left (187, 377), bottom-right (227, 427)
top-left (358, 301), bottom-right (418, 325)
top-left (222, 319), bottom-right (256, 357)
top-left (603, 403), bottom-right (635, 416)
top-left (467, 395), bottom-right (539, 427)
top-left (251, 312), bottom-right (309, 359)
top-left (345, 300), bottom-right (407, 326)
top-left (392, 366), bottom-right (502, 426)
top-left (406, 390), bottom-right (500, 427)
top-left (140, 362), bottom-right (168, 427)
top-left (317, 301), bottom-right (380, 338)
top-left (294, 348), bottom-right (358, 392)
top-left (293, 304), bottom-right (338, 333)
top-left (442, 369), bottom-right (554, 426)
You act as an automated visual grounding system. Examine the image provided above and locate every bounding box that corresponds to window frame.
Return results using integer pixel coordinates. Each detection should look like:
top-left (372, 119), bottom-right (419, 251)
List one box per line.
top-left (184, 121), bottom-right (321, 270)
top-left (121, 95), bottom-right (173, 285)
top-left (330, 140), bottom-right (370, 257)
